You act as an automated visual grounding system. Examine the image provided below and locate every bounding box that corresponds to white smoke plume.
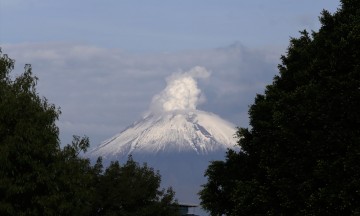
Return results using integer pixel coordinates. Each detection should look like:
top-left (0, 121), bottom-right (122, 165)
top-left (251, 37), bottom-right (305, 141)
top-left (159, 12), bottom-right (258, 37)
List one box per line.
top-left (149, 66), bottom-right (210, 114)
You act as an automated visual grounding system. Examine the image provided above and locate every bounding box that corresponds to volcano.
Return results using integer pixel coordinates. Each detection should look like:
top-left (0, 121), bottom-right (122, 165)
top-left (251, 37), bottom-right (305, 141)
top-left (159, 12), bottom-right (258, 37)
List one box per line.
top-left (88, 67), bottom-right (239, 215)
top-left (88, 109), bottom-right (237, 216)
top-left (90, 109), bottom-right (237, 158)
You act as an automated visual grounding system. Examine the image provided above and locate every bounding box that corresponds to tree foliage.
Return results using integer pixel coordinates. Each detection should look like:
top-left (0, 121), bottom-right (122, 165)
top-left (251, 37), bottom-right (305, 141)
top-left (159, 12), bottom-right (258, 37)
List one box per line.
top-left (0, 49), bottom-right (178, 216)
top-left (200, 1), bottom-right (360, 215)
top-left (94, 156), bottom-right (178, 216)
top-left (0, 50), bottom-right (62, 215)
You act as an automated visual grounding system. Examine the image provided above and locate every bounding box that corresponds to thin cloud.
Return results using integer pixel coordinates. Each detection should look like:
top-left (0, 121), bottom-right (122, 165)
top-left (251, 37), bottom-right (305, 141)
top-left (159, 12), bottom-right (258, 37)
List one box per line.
top-left (3, 42), bottom-right (279, 146)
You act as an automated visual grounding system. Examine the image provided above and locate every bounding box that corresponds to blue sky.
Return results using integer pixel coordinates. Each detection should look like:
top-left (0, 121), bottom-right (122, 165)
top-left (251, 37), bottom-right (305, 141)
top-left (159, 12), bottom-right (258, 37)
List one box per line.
top-left (1, 0), bottom-right (339, 51)
top-left (1, 0), bottom-right (340, 146)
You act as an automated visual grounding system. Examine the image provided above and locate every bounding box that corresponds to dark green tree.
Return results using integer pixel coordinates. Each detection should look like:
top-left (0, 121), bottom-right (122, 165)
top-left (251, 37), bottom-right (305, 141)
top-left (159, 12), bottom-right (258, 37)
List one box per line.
top-left (200, 1), bottom-right (360, 215)
top-left (94, 156), bottom-right (179, 216)
top-left (54, 135), bottom-right (102, 215)
top-left (0, 50), bottom-right (62, 215)
top-left (0, 50), bottom-right (179, 216)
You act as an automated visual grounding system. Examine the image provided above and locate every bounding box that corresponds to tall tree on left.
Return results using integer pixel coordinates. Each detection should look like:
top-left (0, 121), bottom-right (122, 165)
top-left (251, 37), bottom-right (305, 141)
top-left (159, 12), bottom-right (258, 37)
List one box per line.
top-left (0, 49), bottom-right (63, 215)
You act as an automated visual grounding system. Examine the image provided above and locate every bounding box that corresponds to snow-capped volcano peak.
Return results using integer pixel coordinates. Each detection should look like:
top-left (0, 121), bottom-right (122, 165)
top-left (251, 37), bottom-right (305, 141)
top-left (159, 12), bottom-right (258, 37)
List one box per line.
top-left (90, 66), bottom-right (238, 158)
top-left (90, 109), bottom-right (237, 157)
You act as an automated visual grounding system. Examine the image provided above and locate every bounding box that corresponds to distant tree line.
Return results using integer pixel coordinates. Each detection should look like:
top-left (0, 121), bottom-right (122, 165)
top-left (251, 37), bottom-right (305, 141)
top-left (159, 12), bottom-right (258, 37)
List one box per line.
top-left (0, 50), bottom-right (179, 216)
top-left (199, 0), bottom-right (360, 215)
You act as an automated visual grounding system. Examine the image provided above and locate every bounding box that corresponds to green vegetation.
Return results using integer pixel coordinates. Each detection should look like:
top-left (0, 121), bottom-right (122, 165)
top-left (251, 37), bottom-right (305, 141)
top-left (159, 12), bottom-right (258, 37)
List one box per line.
top-left (200, 0), bottom-right (360, 215)
top-left (0, 49), bottom-right (178, 216)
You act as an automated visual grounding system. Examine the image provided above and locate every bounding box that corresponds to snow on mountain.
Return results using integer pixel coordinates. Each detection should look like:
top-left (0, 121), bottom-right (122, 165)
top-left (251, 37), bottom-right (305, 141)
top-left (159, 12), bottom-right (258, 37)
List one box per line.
top-left (90, 109), bottom-right (237, 158)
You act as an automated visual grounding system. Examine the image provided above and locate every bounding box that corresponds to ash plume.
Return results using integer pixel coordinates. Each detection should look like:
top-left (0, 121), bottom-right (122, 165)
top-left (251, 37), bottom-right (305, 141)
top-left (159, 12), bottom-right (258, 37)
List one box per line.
top-left (149, 66), bottom-right (210, 114)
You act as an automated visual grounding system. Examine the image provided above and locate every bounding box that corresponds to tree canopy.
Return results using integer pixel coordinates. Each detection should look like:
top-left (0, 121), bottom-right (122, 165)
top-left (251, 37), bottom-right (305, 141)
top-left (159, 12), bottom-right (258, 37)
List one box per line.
top-left (0, 49), bottom-right (178, 216)
top-left (200, 1), bottom-right (360, 215)
top-left (0, 51), bottom-right (62, 215)
top-left (94, 156), bottom-right (178, 216)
